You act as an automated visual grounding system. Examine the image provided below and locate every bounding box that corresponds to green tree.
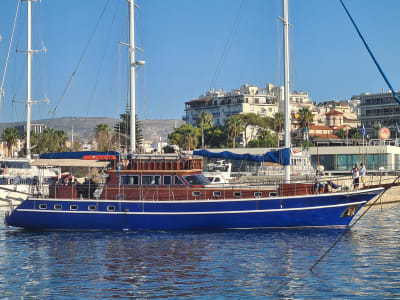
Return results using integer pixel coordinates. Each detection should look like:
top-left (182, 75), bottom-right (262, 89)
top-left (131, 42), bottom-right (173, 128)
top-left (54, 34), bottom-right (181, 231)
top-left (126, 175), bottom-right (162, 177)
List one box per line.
top-left (335, 128), bottom-right (346, 139)
top-left (272, 112), bottom-right (284, 146)
top-left (204, 125), bottom-right (228, 148)
top-left (372, 122), bottom-right (382, 138)
top-left (297, 107), bottom-right (313, 129)
top-left (168, 124), bottom-right (200, 151)
top-left (114, 112), bottom-right (144, 152)
top-left (95, 123), bottom-right (113, 152)
top-left (1, 128), bottom-right (19, 157)
top-left (197, 111), bottom-right (213, 149)
top-left (226, 115), bottom-right (244, 148)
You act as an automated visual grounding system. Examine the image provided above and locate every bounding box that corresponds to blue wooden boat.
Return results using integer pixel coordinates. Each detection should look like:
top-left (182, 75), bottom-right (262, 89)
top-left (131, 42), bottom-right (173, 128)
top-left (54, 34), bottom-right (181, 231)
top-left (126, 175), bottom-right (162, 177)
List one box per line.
top-left (3, 0), bottom-right (385, 230)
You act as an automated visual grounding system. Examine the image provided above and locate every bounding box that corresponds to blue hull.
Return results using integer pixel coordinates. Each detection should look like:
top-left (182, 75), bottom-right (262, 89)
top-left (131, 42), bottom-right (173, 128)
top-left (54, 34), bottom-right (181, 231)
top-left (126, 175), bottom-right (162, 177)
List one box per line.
top-left (5, 188), bottom-right (383, 230)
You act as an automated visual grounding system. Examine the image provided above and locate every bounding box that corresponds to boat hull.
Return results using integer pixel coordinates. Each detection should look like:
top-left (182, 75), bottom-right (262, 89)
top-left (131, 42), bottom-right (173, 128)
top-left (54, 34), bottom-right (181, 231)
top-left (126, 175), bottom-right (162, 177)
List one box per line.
top-left (5, 188), bottom-right (383, 230)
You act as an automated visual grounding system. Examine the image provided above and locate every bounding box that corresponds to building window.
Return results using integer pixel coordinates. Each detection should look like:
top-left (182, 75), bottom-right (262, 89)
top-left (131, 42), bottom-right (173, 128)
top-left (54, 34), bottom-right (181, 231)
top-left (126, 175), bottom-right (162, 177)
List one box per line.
top-left (88, 205), bottom-right (97, 211)
top-left (39, 204), bottom-right (47, 209)
top-left (120, 175), bottom-right (139, 185)
top-left (213, 191), bottom-right (221, 197)
top-left (269, 192), bottom-right (277, 197)
top-left (70, 205), bottom-right (78, 211)
top-left (254, 192), bottom-right (262, 198)
top-left (192, 191), bottom-right (201, 197)
top-left (233, 192), bottom-right (241, 197)
top-left (107, 206), bottom-right (116, 212)
top-left (174, 175), bottom-right (184, 185)
top-left (54, 204), bottom-right (62, 210)
top-left (163, 175), bottom-right (172, 185)
top-left (142, 175), bottom-right (161, 185)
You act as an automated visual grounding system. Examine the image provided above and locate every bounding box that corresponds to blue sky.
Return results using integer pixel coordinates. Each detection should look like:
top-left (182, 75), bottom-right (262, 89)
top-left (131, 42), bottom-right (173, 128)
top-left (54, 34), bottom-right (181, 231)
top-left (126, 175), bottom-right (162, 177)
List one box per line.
top-left (0, 0), bottom-right (399, 123)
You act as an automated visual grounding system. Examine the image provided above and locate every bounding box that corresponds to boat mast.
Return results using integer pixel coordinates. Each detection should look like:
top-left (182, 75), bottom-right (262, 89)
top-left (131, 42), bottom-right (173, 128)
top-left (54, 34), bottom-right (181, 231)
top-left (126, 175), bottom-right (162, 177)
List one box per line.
top-left (283, 0), bottom-right (291, 183)
top-left (26, 0), bottom-right (33, 160)
top-left (128, 0), bottom-right (136, 155)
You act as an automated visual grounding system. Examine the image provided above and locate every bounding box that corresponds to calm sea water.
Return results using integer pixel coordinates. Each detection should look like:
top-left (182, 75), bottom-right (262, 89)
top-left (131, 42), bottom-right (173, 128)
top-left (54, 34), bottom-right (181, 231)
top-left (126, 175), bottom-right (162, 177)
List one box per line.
top-left (0, 204), bottom-right (399, 299)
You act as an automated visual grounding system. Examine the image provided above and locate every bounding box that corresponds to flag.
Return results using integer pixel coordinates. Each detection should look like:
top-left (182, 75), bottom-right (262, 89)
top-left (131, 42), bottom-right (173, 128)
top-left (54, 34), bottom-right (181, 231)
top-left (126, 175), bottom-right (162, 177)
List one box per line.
top-left (362, 124), bottom-right (366, 137)
top-left (396, 123), bottom-right (400, 134)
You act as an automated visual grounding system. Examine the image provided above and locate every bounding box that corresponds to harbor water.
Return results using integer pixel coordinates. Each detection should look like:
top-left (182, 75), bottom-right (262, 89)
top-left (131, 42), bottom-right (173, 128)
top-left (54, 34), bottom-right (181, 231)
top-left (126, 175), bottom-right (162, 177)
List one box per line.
top-left (0, 204), bottom-right (399, 299)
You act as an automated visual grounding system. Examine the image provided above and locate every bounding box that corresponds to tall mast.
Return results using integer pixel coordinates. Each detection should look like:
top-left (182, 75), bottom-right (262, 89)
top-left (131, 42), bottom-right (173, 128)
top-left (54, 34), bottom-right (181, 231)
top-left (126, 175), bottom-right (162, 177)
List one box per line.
top-left (26, 0), bottom-right (33, 159)
top-left (128, 0), bottom-right (136, 154)
top-left (283, 0), bottom-right (291, 183)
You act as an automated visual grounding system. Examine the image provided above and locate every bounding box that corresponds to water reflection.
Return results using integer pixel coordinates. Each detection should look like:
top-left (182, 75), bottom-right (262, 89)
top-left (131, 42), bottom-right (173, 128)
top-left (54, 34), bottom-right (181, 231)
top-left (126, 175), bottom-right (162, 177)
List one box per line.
top-left (0, 205), bottom-right (399, 298)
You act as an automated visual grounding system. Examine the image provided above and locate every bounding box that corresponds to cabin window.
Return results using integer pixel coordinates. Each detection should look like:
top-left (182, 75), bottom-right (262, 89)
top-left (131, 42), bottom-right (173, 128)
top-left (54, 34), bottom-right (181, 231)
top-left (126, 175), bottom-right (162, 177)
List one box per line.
top-left (184, 175), bottom-right (204, 185)
top-left (213, 191), bottom-right (221, 197)
top-left (269, 192), bottom-right (277, 197)
top-left (192, 191), bottom-right (201, 197)
top-left (120, 175), bottom-right (139, 185)
top-left (254, 192), bottom-right (262, 198)
top-left (54, 204), bottom-right (62, 210)
top-left (39, 204), bottom-right (47, 209)
top-left (163, 175), bottom-right (172, 185)
top-left (142, 175), bottom-right (161, 185)
top-left (174, 175), bottom-right (184, 185)
top-left (107, 206), bottom-right (116, 212)
top-left (233, 192), bottom-right (242, 197)
top-left (88, 205), bottom-right (97, 211)
top-left (70, 205), bottom-right (78, 210)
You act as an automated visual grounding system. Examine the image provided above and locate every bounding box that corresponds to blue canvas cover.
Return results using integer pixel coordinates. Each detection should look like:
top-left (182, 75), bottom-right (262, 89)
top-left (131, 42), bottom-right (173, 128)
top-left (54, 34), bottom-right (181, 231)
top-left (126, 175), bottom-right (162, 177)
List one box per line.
top-left (39, 151), bottom-right (120, 159)
top-left (193, 148), bottom-right (291, 166)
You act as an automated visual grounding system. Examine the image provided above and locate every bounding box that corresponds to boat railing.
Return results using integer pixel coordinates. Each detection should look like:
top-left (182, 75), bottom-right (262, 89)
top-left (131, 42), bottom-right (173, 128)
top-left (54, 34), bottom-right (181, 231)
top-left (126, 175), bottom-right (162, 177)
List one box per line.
top-left (29, 172), bottom-right (397, 201)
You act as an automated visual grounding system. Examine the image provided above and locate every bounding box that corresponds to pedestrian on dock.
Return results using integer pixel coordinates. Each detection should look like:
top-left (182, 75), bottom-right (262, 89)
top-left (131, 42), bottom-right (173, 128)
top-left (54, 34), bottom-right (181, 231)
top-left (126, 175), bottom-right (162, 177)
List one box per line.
top-left (360, 163), bottom-right (367, 188)
top-left (352, 164), bottom-right (360, 190)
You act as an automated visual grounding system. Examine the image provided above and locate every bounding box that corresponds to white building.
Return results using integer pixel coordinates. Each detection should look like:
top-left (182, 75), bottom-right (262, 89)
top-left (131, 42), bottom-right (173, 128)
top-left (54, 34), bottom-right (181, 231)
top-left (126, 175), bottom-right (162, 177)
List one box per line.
top-left (185, 83), bottom-right (314, 129)
top-left (185, 83), bottom-right (282, 126)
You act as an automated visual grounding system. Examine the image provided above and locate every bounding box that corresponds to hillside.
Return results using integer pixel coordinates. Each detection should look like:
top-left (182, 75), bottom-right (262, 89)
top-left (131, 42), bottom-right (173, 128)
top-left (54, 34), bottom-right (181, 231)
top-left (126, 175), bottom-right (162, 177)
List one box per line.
top-left (0, 117), bottom-right (184, 144)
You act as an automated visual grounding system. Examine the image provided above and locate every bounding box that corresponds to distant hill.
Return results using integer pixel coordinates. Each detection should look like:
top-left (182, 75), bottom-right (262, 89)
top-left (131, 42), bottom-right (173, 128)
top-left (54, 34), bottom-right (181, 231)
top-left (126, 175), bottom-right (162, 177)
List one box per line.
top-left (0, 117), bottom-right (184, 144)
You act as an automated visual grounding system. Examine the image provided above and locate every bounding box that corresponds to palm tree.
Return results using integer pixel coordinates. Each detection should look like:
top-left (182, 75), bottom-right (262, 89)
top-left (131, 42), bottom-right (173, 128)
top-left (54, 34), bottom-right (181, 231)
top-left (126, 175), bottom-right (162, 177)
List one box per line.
top-left (1, 128), bottom-right (19, 157)
top-left (95, 123), bottom-right (112, 152)
top-left (298, 107), bottom-right (313, 129)
top-left (197, 111), bottom-right (213, 149)
top-left (272, 112), bottom-right (284, 147)
top-left (226, 115), bottom-right (244, 148)
top-left (372, 122), bottom-right (382, 138)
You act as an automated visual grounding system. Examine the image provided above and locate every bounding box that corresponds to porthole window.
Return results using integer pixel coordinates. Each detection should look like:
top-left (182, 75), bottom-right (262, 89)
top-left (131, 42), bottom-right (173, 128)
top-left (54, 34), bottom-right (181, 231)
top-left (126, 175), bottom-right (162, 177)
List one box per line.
top-left (213, 191), bottom-right (222, 197)
top-left (254, 192), bottom-right (262, 198)
top-left (54, 204), bottom-right (62, 210)
top-left (88, 205), bottom-right (97, 211)
top-left (107, 206), bottom-right (116, 212)
top-left (70, 205), bottom-right (78, 210)
top-left (233, 192), bottom-right (242, 197)
top-left (269, 192), bottom-right (278, 197)
top-left (39, 204), bottom-right (47, 209)
top-left (192, 191), bottom-right (201, 197)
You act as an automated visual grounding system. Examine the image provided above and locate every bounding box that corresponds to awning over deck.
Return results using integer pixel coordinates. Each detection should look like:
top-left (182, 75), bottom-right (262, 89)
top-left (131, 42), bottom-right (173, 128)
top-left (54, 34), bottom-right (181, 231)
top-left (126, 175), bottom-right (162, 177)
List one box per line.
top-left (31, 159), bottom-right (110, 168)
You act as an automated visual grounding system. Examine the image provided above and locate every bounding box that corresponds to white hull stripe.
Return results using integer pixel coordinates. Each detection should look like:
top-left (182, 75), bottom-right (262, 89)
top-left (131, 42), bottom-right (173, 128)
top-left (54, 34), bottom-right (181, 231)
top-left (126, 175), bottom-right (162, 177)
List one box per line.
top-left (16, 201), bottom-right (367, 215)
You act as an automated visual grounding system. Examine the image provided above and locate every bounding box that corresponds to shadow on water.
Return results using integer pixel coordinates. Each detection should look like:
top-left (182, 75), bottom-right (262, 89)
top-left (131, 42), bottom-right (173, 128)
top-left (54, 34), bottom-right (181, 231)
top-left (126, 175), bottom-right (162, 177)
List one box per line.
top-left (0, 205), bottom-right (399, 298)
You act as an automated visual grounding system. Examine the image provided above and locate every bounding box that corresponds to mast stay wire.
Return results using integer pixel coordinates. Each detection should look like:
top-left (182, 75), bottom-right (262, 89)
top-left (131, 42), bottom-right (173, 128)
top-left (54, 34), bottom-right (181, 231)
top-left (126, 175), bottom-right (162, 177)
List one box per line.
top-left (340, 0), bottom-right (400, 104)
top-left (0, 0), bottom-right (21, 118)
top-left (209, 0), bottom-right (247, 91)
top-left (310, 175), bottom-right (400, 272)
top-left (85, 0), bottom-right (120, 117)
top-left (51, 0), bottom-right (111, 117)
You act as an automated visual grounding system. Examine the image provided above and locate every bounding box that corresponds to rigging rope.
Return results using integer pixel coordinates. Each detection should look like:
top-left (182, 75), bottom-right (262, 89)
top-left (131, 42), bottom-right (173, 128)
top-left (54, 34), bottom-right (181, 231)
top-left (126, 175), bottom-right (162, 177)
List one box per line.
top-left (310, 174), bottom-right (400, 272)
top-left (0, 0), bottom-right (21, 116)
top-left (209, 0), bottom-right (248, 91)
top-left (51, 0), bottom-right (111, 117)
top-left (339, 0), bottom-right (400, 104)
